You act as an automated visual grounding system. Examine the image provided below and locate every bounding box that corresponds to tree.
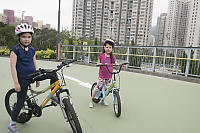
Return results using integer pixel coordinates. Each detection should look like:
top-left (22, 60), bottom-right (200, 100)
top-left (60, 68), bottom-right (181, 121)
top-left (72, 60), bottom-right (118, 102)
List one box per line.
top-left (129, 39), bottom-right (141, 67)
top-left (0, 25), bottom-right (17, 48)
top-left (90, 38), bottom-right (100, 62)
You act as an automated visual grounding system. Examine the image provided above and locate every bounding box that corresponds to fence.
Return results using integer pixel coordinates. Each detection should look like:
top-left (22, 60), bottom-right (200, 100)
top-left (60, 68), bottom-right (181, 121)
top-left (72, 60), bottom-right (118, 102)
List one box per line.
top-left (61, 45), bottom-right (200, 78)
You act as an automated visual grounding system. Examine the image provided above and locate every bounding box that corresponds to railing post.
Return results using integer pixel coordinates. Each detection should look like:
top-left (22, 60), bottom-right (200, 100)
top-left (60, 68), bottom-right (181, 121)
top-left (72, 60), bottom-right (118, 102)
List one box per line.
top-left (152, 48), bottom-right (157, 72)
top-left (173, 48), bottom-right (178, 70)
top-left (198, 51), bottom-right (200, 70)
top-left (185, 49), bottom-right (191, 77)
top-left (88, 46), bottom-right (91, 64)
top-left (73, 45), bottom-right (76, 60)
top-left (126, 47), bottom-right (130, 69)
top-left (163, 49), bottom-right (166, 72)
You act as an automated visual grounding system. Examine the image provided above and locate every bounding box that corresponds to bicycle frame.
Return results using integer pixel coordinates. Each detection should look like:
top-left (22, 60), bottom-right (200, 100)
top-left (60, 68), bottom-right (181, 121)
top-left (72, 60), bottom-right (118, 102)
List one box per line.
top-left (93, 63), bottom-right (129, 102)
top-left (28, 80), bottom-right (62, 108)
top-left (41, 80), bottom-right (62, 108)
top-left (95, 76), bottom-right (119, 101)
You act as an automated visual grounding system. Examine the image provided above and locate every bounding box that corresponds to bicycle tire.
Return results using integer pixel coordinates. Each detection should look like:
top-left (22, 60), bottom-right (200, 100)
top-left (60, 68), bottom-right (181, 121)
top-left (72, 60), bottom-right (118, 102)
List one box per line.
top-left (63, 98), bottom-right (82, 133)
top-left (5, 88), bottom-right (32, 123)
top-left (113, 90), bottom-right (121, 117)
top-left (91, 82), bottom-right (101, 103)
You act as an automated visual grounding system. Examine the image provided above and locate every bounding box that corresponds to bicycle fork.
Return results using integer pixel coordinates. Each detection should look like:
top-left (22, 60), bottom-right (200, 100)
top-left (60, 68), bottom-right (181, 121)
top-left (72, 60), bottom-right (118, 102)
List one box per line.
top-left (59, 95), bottom-right (77, 122)
top-left (112, 88), bottom-right (120, 102)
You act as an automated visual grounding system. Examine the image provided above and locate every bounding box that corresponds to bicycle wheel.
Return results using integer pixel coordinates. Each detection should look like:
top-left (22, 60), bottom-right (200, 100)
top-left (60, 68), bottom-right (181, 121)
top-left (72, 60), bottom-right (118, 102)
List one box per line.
top-left (113, 90), bottom-right (121, 117)
top-left (90, 82), bottom-right (97, 96)
top-left (91, 82), bottom-right (100, 103)
top-left (5, 88), bottom-right (32, 123)
top-left (62, 98), bottom-right (82, 133)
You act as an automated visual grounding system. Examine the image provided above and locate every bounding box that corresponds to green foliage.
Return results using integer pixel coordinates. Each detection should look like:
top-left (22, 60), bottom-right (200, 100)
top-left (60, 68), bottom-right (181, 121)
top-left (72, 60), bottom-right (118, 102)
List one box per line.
top-left (0, 47), bottom-right (55, 59)
top-left (0, 24), bottom-right (18, 49)
top-left (32, 28), bottom-right (57, 51)
top-left (36, 49), bottom-right (56, 59)
top-left (181, 52), bottom-right (187, 73)
top-left (129, 39), bottom-right (141, 67)
top-left (63, 38), bottom-right (74, 59)
top-left (91, 38), bottom-right (100, 62)
top-left (0, 48), bottom-right (10, 55)
top-left (189, 60), bottom-right (200, 75)
top-left (0, 24), bottom-right (71, 51)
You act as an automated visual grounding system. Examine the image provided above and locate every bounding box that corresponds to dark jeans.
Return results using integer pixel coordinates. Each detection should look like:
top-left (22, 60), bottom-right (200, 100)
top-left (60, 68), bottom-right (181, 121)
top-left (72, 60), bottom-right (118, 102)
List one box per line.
top-left (11, 73), bottom-right (58, 121)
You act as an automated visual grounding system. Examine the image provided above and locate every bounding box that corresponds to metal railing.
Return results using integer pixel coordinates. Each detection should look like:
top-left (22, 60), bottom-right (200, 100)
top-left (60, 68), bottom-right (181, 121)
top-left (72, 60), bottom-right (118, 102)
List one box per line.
top-left (61, 45), bottom-right (200, 78)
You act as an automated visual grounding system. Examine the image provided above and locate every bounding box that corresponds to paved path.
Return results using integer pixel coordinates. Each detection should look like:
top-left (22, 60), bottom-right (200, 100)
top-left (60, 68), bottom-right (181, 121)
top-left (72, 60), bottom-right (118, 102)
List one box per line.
top-left (1, 57), bottom-right (200, 133)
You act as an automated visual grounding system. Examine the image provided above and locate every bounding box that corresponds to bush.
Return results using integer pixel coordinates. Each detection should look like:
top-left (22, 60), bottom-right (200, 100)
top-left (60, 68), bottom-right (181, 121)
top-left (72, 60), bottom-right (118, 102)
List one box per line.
top-left (0, 48), bottom-right (56, 59)
top-left (36, 49), bottom-right (56, 59)
top-left (0, 49), bottom-right (10, 56)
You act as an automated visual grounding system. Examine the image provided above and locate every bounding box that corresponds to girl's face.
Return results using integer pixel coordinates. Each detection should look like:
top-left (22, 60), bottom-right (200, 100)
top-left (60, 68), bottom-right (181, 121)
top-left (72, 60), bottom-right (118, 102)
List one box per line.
top-left (104, 43), bottom-right (113, 54)
top-left (19, 33), bottom-right (32, 46)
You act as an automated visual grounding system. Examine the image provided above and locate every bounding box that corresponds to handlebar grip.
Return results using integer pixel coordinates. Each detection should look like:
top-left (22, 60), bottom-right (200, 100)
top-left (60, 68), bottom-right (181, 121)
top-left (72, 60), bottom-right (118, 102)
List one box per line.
top-left (62, 59), bottom-right (77, 65)
top-left (28, 71), bottom-right (41, 78)
top-left (96, 64), bottom-right (101, 67)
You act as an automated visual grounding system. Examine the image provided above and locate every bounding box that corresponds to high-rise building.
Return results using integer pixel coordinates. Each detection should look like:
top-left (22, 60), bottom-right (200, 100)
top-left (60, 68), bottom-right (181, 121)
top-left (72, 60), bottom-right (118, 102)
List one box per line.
top-left (72, 0), bottom-right (154, 45)
top-left (14, 16), bottom-right (21, 25)
top-left (37, 20), bottom-right (43, 29)
top-left (0, 13), bottom-right (8, 24)
top-left (3, 9), bottom-right (15, 25)
top-left (185, 0), bottom-right (200, 47)
top-left (155, 13), bottom-right (167, 46)
top-left (164, 0), bottom-right (191, 46)
top-left (24, 16), bottom-right (33, 25)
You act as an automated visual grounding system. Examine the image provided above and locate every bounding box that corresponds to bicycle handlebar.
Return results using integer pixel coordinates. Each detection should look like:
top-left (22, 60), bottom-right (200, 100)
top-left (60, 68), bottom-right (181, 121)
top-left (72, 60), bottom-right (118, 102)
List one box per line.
top-left (96, 62), bottom-right (129, 74)
top-left (28, 59), bottom-right (77, 78)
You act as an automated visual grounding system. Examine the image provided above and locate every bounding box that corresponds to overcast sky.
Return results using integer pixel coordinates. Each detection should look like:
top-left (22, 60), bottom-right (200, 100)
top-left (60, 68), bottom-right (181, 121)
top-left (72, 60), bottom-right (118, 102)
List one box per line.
top-left (0, 0), bottom-right (168, 29)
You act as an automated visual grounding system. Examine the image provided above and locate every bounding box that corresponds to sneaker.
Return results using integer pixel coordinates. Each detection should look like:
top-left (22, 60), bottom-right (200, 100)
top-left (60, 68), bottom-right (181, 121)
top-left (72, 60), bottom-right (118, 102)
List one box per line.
top-left (51, 95), bottom-right (59, 104)
top-left (89, 102), bottom-right (94, 108)
top-left (101, 100), bottom-right (109, 106)
top-left (8, 124), bottom-right (19, 133)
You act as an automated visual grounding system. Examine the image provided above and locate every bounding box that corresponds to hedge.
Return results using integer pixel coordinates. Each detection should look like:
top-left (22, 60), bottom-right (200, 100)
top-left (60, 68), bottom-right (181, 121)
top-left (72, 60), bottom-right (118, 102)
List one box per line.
top-left (0, 48), bottom-right (56, 59)
top-left (35, 49), bottom-right (56, 59)
top-left (0, 49), bottom-right (10, 56)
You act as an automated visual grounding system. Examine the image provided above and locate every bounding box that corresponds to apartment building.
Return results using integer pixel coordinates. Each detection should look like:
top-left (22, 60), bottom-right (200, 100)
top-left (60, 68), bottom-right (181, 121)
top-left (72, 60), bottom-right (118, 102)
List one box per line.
top-left (3, 9), bottom-right (15, 25)
top-left (155, 13), bottom-right (167, 46)
top-left (25, 16), bottom-right (33, 25)
top-left (186, 0), bottom-right (200, 47)
top-left (72, 0), bottom-right (153, 45)
top-left (164, 0), bottom-right (191, 46)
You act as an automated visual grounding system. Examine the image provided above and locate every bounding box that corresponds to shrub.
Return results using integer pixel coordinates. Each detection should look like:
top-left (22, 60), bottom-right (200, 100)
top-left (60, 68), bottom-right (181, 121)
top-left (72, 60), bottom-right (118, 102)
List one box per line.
top-left (0, 49), bottom-right (10, 56)
top-left (36, 49), bottom-right (56, 59)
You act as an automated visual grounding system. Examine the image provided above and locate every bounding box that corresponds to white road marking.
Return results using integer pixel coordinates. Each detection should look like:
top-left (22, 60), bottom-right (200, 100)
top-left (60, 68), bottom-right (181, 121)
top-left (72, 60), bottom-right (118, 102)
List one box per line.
top-left (64, 75), bottom-right (92, 89)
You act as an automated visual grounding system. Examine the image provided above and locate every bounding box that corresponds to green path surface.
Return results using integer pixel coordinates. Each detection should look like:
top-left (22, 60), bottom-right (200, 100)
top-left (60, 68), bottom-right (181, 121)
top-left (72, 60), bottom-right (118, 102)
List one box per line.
top-left (1, 57), bottom-right (200, 133)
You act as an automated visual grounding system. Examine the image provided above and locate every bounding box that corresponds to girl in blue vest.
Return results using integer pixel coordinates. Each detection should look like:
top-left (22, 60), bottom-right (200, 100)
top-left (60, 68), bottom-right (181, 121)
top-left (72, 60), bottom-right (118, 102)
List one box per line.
top-left (8, 23), bottom-right (39, 133)
top-left (8, 23), bottom-right (58, 133)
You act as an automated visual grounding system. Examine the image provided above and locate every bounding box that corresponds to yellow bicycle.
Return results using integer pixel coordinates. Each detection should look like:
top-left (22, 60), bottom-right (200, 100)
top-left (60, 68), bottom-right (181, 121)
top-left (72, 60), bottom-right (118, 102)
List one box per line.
top-left (5, 59), bottom-right (82, 133)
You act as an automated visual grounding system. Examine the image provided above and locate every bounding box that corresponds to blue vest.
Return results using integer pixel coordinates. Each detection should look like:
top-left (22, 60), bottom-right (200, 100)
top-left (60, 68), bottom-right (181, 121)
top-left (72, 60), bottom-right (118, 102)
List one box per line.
top-left (11, 44), bottom-right (36, 79)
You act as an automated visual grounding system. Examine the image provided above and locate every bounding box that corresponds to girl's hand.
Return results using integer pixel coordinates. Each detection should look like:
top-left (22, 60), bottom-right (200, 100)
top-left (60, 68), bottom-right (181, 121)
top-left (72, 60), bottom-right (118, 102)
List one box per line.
top-left (14, 83), bottom-right (21, 92)
top-left (36, 81), bottom-right (40, 87)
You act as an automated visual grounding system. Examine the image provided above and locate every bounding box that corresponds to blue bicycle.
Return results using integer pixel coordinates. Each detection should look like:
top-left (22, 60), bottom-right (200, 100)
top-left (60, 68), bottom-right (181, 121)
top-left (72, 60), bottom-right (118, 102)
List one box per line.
top-left (90, 63), bottom-right (128, 117)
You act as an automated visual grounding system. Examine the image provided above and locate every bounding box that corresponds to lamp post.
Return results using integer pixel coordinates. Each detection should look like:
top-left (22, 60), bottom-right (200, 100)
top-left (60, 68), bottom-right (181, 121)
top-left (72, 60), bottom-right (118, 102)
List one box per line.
top-left (56, 0), bottom-right (61, 61)
top-left (22, 11), bottom-right (25, 23)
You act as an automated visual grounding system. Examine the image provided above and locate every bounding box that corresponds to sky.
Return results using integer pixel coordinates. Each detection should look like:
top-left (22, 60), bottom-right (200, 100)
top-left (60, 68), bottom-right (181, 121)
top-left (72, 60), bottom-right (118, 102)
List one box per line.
top-left (0, 0), bottom-right (169, 29)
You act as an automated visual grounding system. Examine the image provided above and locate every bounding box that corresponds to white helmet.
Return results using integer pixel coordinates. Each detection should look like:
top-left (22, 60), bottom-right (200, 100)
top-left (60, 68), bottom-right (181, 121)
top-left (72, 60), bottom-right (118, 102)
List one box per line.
top-left (15, 23), bottom-right (34, 35)
top-left (104, 39), bottom-right (115, 48)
